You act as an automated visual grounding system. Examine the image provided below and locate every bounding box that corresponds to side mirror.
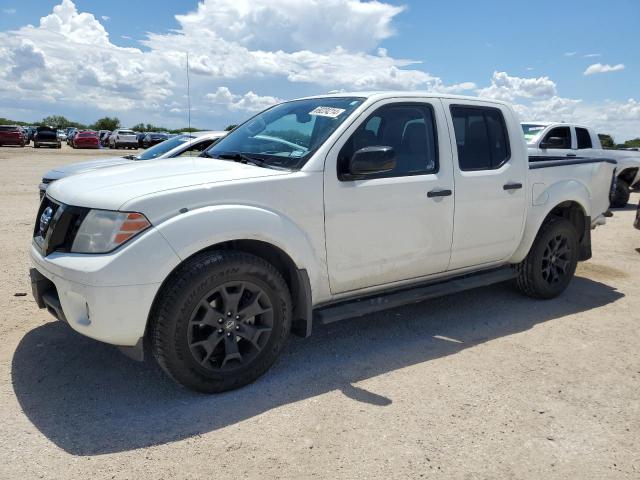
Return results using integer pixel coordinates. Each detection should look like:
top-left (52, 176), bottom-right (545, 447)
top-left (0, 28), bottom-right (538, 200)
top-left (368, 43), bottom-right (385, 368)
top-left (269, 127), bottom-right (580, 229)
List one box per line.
top-left (346, 146), bottom-right (396, 179)
top-left (540, 136), bottom-right (566, 149)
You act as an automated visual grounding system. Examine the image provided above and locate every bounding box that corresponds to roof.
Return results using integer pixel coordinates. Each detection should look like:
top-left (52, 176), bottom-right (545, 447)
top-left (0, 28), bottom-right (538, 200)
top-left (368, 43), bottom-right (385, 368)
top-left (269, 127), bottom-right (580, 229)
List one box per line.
top-left (520, 121), bottom-right (595, 130)
top-left (296, 91), bottom-right (511, 106)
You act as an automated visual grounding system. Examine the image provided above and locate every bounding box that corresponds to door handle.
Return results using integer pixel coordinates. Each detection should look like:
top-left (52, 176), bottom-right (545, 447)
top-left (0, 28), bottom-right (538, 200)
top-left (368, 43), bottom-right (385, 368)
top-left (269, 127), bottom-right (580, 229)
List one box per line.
top-left (566, 153), bottom-right (577, 157)
top-left (503, 183), bottom-right (523, 190)
top-left (427, 189), bottom-right (452, 198)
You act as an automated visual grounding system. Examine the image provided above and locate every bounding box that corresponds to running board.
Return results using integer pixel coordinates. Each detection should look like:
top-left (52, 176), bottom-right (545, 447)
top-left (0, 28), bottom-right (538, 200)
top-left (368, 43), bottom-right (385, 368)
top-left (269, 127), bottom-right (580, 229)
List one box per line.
top-left (315, 267), bottom-right (517, 324)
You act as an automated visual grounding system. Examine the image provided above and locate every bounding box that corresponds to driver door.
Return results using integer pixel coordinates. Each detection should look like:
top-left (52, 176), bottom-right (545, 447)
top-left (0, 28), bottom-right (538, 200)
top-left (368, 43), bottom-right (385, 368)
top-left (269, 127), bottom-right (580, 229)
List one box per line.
top-left (536, 126), bottom-right (574, 158)
top-left (323, 99), bottom-right (455, 294)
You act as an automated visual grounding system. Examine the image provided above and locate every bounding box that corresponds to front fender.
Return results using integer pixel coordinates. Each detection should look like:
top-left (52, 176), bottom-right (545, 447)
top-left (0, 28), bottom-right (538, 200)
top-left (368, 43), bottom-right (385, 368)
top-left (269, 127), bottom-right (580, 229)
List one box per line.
top-left (509, 180), bottom-right (590, 264)
top-left (155, 204), bottom-right (323, 295)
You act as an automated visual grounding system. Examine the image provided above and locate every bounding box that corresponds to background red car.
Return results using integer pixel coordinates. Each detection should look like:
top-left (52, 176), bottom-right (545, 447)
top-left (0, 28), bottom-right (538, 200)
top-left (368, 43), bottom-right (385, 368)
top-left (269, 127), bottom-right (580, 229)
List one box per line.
top-left (72, 130), bottom-right (100, 149)
top-left (0, 125), bottom-right (26, 147)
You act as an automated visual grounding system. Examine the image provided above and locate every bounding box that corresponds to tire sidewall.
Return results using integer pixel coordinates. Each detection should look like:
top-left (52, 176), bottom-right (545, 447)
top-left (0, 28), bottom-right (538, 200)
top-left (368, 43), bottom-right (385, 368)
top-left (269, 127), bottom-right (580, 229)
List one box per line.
top-left (528, 219), bottom-right (579, 298)
top-left (154, 253), bottom-right (291, 392)
top-left (611, 180), bottom-right (630, 208)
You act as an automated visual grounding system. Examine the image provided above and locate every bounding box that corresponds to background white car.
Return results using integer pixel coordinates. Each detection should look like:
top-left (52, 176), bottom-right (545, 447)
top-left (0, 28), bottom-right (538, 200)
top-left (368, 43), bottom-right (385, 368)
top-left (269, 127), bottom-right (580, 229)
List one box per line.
top-left (40, 131), bottom-right (227, 197)
top-left (108, 129), bottom-right (139, 149)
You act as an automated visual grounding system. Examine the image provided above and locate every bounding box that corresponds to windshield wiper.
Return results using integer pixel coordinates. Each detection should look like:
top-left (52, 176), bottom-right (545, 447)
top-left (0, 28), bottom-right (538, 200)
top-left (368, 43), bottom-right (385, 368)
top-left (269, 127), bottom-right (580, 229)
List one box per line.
top-left (122, 154), bottom-right (139, 160)
top-left (214, 152), bottom-right (290, 171)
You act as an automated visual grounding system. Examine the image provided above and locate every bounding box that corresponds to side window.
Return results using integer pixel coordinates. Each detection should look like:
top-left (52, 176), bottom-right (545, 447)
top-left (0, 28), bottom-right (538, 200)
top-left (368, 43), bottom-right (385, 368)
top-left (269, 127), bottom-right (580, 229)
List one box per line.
top-left (450, 106), bottom-right (511, 171)
top-left (542, 126), bottom-right (571, 149)
top-left (338, 103), bottom-right (438, 179)
top-left (576, 128), bottom-right (592, 149)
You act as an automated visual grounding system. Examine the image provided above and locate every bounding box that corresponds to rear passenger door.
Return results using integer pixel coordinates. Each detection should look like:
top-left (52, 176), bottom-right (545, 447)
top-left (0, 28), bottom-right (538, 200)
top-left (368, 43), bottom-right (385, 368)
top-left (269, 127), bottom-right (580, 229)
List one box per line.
top-left (444, 101), bottom-right (526, 269)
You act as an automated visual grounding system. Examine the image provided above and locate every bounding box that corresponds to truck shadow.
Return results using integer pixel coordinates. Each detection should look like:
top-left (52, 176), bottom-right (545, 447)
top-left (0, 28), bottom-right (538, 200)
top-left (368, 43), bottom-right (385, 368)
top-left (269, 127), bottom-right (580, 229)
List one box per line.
top-left (12, 276), bottom-right (623, 456)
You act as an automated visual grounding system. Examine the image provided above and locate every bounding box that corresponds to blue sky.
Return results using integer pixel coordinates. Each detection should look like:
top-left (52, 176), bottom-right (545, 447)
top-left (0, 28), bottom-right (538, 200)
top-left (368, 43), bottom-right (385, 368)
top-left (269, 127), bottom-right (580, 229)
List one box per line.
top-left (0, 0), bottom-right (638, 139)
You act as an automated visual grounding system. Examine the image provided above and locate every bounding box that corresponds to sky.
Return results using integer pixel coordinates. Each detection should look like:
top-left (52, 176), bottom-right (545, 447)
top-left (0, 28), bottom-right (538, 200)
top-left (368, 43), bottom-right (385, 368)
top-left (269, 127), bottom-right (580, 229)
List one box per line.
top-left (0, 0), bottom-right (638, 141)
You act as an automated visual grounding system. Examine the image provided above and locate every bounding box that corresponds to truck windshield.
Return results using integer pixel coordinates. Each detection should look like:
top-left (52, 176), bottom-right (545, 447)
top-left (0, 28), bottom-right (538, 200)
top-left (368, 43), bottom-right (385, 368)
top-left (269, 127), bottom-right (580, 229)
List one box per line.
top-left (521, 123), bottom-right (546, 144)
top-left (204, 97), bottom-right (364, 169)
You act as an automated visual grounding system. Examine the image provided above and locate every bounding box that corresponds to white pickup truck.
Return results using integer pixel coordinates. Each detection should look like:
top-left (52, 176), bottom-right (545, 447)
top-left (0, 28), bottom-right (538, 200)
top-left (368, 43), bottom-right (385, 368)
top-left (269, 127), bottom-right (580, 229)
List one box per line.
top-left (30, 93), bottom-right (616, 393)
top-left (523, 122), bottom-right (640, 207)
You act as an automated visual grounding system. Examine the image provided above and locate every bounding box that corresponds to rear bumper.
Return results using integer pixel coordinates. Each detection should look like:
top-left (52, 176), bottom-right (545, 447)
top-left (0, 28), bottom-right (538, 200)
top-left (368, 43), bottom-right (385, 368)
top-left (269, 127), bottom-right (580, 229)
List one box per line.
top-left (0, 138), bottom-right (24, 145)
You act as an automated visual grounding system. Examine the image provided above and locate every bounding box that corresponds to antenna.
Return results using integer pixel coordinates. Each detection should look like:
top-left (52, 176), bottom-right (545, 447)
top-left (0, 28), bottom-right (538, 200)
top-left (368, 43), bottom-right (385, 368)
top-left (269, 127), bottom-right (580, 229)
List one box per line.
top-left (186, 52), bottom-right (191, 133)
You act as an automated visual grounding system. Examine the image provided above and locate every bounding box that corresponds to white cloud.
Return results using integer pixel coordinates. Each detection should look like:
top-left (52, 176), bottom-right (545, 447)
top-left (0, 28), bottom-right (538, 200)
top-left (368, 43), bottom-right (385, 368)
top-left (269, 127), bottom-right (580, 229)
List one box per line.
top-left (205, 87), bottom-right (281, 112)
top-left (174, 0), bottom-right (404, 53)
top-left (564, 51), bottom-right (577, 57)
top-left (583, 63), bottom-right (625, 75)
top-left (3, 8), bottom-right (16, 14)
top-left (477, 71), bottom-right (556, 102)
top-left (583, 53), bottom-right (601, 58)
top-left (101, 15), bottom-right (110, 21)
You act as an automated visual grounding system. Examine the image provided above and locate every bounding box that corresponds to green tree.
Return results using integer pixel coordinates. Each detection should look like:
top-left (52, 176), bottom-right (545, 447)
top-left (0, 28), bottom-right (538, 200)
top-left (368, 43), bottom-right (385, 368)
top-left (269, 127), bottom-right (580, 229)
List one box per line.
top-left (41, 115), bottom-right (73, 129)
top-left (91, 116), bottom-right (120, 131)
top-left (131, 123), bottom-right (146, 132)
top-left (225, 124), bottom-right (238, 131)
top-left (598, 134), bottom-right (615, 148)
top-left (623, 138), bottom-right (640, 148)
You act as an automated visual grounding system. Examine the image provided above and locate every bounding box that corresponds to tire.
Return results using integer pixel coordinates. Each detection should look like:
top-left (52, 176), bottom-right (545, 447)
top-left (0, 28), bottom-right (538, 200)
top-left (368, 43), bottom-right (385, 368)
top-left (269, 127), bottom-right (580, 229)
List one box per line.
top-left (610, 179), bottom-right (630, 208)
top-left (150, 251), bottom-right (292, 393)
top-left (516, 216), bottom-right (579, 299)
top-left (34, 143), bottom-right (39, 148)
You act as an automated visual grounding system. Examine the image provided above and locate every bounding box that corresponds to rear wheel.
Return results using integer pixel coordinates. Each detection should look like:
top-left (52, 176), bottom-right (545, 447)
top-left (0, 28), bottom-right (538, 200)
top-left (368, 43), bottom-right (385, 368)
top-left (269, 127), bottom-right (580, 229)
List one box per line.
top-left (516, 217), bottom-right (579, 299)
top-left (34, 143), bottom-right (39, 148)
top-left (610, 179), bottom-right (630, 208)
top-left (151, 251), bottom-right (292, 393)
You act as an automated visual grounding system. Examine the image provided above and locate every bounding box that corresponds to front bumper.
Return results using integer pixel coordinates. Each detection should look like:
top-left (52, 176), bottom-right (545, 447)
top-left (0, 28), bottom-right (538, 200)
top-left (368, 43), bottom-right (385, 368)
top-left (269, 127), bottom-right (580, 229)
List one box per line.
top-left (29, 227), bottom-right (181, 347)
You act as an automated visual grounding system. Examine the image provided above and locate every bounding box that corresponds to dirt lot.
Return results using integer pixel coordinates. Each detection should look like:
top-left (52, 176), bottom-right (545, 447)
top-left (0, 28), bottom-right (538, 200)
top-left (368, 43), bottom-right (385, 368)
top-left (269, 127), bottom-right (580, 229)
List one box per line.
top-left (0, 144), bottom-right (638, 479)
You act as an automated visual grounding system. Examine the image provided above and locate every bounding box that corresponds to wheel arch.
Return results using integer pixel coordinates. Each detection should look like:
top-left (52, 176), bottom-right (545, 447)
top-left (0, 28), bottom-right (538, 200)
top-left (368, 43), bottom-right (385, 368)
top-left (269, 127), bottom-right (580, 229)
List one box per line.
top-left (146, 238), bottom-right (313, 353)
top-left (510, 198), bottom-right (590, 264)
top-left (618, 166), bottom-right (639, 185)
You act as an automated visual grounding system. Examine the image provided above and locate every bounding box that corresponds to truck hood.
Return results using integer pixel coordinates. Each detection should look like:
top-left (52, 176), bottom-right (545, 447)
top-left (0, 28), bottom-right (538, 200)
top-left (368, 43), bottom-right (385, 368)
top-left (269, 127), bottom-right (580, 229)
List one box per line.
top-left (46, 157), bottom-right (289, 210)
top-left (44, 157), bottom-right (132, 181)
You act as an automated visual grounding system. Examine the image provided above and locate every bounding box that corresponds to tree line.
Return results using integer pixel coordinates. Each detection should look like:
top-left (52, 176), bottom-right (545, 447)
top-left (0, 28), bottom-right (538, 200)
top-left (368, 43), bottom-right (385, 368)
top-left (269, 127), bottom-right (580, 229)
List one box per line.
top-left (598, 134), bottom-right (640, 150)
top-left (0, 115), bottom-right (238, 133)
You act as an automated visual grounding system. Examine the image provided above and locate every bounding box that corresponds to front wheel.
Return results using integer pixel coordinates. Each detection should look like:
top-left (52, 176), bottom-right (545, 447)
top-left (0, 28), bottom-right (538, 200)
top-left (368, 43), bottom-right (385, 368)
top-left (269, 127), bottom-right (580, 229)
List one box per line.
top-left (150, 251), bottom-right (292, 393)
top-left (610, 179), bottom-right (630, 208)
top-left (516, 217), bottom-right (579, 299)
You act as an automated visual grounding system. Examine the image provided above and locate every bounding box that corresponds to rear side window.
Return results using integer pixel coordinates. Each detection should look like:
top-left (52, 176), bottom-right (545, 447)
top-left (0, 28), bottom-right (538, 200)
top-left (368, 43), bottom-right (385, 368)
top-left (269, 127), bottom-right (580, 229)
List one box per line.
top-left (450, 106), bottom-right (511, 171)
top-left (576, 128), bottom-right (592, 149)
top-left (0, 126), bottom-right (19, 132)
top-left (338, 103), bottom-right (438, 178)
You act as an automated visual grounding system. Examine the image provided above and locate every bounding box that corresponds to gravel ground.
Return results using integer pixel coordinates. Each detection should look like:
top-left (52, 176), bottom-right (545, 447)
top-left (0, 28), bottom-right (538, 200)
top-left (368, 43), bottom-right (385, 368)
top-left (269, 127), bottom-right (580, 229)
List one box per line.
top-left (0, 144), bottom-right (638, 479)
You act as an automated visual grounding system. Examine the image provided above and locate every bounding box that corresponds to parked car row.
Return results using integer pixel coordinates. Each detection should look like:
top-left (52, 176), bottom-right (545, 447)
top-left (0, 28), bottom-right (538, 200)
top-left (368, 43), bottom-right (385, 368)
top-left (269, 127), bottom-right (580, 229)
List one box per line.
top-left (39, 130), bottom-right (227, 197)
top-left (0, 125), bottom-right (64, 148)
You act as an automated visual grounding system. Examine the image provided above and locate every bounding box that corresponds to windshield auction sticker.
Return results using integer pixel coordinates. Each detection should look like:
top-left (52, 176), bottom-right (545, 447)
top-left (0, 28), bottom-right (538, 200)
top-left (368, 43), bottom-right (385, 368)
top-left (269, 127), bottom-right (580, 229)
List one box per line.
top-left (309, 106), bottom-right (346, 118)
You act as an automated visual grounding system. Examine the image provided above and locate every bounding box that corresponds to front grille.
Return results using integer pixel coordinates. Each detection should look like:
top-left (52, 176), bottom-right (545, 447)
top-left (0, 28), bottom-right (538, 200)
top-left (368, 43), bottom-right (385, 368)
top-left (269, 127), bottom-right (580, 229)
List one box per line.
top-left (34, 196), bottom-right (90, 256)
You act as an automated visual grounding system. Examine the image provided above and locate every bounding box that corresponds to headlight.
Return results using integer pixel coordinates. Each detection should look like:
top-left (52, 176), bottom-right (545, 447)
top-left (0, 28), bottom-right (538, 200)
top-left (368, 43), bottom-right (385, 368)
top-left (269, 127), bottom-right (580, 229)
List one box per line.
top-left (71, 210), bottom-right (151, 253)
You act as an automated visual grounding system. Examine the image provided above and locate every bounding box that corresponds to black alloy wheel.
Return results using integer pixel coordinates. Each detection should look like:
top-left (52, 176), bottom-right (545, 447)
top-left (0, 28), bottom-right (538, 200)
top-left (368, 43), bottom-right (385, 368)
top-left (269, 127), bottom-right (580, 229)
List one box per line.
top-left (187, 280), bottom-right (274, 371)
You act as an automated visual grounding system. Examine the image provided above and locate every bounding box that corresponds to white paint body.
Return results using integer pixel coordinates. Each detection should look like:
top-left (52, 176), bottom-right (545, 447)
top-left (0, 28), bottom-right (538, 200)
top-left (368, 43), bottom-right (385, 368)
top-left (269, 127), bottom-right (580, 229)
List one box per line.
top-left (108, 129), bottom-right (138, 148)
top-left (31, 93), bottom-right (616, 348)
top-left (525, 121), bottom-right (640, 187)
